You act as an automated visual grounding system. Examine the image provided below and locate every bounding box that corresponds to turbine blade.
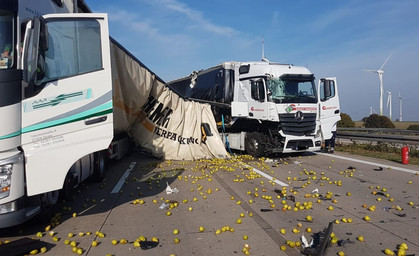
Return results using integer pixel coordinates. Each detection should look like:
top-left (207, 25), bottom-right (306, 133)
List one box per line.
top-left (380, 52), bottom-right (393, 70)
top-left (363, 69), bottom-right (378, 73)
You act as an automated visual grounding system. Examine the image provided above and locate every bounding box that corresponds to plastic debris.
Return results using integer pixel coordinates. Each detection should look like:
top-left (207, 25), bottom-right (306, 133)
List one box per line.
top-left (312, 188), bottom-right (319, 194)
top-left (302, 221), bottom-right (334, 256)
top-left (301, 234), bottom-right (314, 249)
top-left (166, 182), bottom-right (179, 194)
top-left (159, 202), bottom-right (169, 210)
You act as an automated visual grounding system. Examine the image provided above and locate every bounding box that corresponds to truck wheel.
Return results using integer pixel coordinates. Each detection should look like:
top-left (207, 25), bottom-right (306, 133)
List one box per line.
top-left (245, 133), bottom-right (265, 157)
top-left (93, 151), bottom-right (107, 182)
top-left (38, 190), bottom-right (60, 223)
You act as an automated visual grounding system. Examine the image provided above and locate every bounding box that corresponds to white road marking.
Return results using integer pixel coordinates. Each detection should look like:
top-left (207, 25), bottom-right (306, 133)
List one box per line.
top-left (318, 153), bottom-right (419, 174)
top-left (243, 163), bottom-right (289, 187)
top-left (111, 162), bottom-right (136, 194)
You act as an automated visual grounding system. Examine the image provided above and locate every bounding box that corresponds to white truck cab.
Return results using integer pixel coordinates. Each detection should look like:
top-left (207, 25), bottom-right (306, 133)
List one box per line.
top-left (168, 61), bottom-right (341, 156)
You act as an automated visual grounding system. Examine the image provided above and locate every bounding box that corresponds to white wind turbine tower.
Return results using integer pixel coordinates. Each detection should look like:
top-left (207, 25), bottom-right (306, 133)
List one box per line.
top-left (364, 52), bottom-right (393, 116)
top-left (398, 92), bottom-right (403, 122)
top-left (386, 91), bottom-right (392, 121)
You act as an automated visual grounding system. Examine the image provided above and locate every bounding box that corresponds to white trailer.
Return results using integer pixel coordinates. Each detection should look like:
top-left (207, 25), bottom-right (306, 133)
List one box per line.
top-left (168, 61), bottom-right (341, 156)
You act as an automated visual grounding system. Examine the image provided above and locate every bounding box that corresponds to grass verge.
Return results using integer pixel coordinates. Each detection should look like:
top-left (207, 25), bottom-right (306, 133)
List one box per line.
top-left (336, 143), bottom-right (419, 166)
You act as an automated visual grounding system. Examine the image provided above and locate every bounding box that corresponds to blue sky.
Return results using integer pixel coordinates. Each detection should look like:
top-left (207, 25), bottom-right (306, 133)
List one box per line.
top-left (86, 0), bottom-right (419, 121)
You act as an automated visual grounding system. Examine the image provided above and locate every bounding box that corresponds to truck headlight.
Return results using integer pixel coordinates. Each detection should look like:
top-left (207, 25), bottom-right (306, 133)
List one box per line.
top-left (315, 126), bottom-right (322, 138)
top-left (0, 164), bottom-right (13, 199)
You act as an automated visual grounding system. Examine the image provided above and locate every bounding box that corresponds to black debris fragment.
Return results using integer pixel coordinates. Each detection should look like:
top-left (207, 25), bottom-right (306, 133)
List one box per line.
top-left (302, 221), bottom-right (334, 256)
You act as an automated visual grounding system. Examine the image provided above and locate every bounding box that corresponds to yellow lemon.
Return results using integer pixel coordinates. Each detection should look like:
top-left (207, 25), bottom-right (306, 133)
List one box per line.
top-left (384, 248), bottom-right (395, 255)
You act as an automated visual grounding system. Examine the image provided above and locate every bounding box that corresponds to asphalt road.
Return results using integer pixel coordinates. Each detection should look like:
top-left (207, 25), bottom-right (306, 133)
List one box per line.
top-left (1, 149), bottom-right (418, 256)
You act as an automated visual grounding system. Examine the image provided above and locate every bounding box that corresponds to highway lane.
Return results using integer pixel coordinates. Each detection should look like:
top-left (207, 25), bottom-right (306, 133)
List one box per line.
top-left (1, 150), bottom-right (418, 256)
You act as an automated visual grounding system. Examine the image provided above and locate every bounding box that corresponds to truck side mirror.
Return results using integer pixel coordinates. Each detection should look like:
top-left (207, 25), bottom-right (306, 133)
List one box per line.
top-left (23, 17), bottom-right (48, 98)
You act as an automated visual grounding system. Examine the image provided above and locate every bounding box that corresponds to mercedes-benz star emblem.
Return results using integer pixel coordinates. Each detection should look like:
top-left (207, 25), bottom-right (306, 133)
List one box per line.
top-left (295, 111), bottom-right (304, 121)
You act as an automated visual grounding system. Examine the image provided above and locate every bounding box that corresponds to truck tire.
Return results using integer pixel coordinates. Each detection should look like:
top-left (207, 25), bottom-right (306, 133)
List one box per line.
top-left (245, 133), bottom-right (265, 157)
top-left (93, 151), bottom-right (107, 182)
top-left (38, 190), bottom-right (60, 223)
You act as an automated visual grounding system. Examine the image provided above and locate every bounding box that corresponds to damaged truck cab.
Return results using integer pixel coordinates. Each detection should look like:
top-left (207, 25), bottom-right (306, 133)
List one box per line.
top-left (168, 61), bottom-right (340, 157)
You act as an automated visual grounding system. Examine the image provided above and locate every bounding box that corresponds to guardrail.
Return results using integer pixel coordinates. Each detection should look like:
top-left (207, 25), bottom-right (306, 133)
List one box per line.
top-left (336, 128), bottom-right (419, 145)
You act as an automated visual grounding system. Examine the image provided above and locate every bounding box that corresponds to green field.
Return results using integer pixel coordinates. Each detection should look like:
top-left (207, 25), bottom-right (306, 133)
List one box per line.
top-left (353, 121), bottom-right (419, 129)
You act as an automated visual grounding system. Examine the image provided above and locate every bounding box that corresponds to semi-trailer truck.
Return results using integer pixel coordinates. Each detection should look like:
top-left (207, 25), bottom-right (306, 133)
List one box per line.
top-left (168, 61), bottom-right (341, 157)
top-left (0, 0), bottom-right (225, 228)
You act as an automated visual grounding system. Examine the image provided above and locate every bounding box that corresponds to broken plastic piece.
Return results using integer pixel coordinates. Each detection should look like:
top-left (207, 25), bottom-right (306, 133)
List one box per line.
top-left (140, 241), bottom-right (159, 250)
top-left (302, 221), bottom-right (334, 256)
top-left (312, 188), bottom-right (319, 194)
top-left (159, 202), bottom-right (169, 210)
top-left (166, 182), bottom-right (179, 194)
top-left (301, 234), bottom-right (314, 249)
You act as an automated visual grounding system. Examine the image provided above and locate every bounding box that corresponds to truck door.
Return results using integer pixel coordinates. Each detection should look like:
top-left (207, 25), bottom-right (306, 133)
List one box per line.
top-left (318, 77), bottom-right (340, 140)
top-left (21, 14), bottom-right (113, 196)
top-left (246, 78), bottom-right (268, 119)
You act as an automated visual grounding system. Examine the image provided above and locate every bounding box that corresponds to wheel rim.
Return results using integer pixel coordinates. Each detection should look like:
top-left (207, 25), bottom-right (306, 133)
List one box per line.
top-left (248, 138), bottom-right (259, 153)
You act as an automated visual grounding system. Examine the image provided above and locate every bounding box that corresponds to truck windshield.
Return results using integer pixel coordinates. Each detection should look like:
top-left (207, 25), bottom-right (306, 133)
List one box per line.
top-left (267, 75), bottom-right (317, 104)
top-left (0, 9), bottom-right (14, 69)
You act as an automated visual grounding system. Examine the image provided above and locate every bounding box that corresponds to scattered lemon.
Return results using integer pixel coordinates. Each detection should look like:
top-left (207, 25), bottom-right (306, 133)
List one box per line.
top-left (111, 239), bottom-right (118, 245)
top-left (199, 226), bottom-right (205, 232)
top-left (174, 238), bottom-right (180, 244)
top-left (384, 248), bottom-right (395, 255)
top-left (399, 243), bottom-right (408, 250)
top-left (280, 228), bottom-right (286, 234)
top-left (357, 236), bottom-right (364, 242)
top-left (243, 235), bottom-right (248, 240)
top-left (173, 229), bottom-right (179, 235)
top-left (91, 241), bottom-right (98, 247)
top-left (305, 215), bottom-right (313, 222)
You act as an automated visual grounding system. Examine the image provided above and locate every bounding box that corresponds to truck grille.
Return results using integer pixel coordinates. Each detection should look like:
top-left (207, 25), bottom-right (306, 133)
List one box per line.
top-left (279, 113), bottom-right (316, 136)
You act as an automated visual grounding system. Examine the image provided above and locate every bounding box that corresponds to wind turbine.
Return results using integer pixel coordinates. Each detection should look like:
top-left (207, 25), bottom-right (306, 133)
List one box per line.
top-left (370, 106), bottom-right (376, 115)
top-left (364, 52), bottom-right (393, 116)
top-left (398, 92), bottom-right (403, 122)
top-left (386, 90), bottom-right (392, 121)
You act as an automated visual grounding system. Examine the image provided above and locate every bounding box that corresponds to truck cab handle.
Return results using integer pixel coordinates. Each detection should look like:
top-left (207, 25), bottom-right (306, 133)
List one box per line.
top-left (85, 116), bottom-right (107, 125)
